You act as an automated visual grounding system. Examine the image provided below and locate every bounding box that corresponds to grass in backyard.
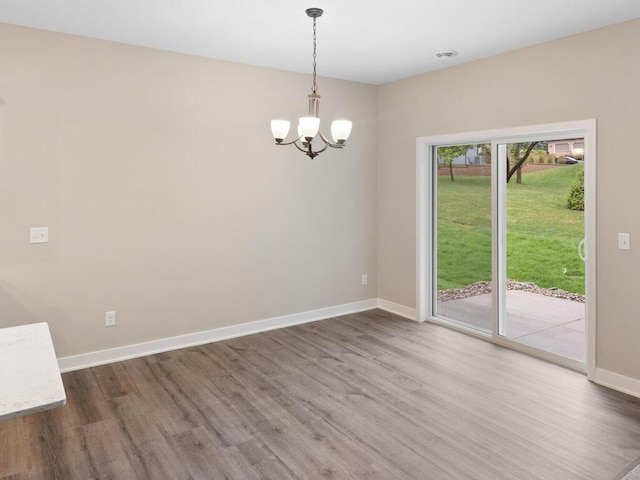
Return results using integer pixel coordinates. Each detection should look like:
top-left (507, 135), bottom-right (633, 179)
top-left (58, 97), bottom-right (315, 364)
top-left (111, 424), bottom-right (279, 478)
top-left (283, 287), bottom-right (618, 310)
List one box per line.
top-left (437, 165), bottom-right (584, 294)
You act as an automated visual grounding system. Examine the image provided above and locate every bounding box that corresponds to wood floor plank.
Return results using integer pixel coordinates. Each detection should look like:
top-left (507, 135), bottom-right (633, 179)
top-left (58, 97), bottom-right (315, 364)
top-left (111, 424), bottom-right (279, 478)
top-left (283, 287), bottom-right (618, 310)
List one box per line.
top-left (91, 363), bottom-right (139, 401)
top-left (235, 439), bottom-right (300, 480)
top-left (2, 309), bottom-right (640, 479)
top-left (172, 427), bottom-right (243, 479)
top-left (0, 417), bottom-right (29, 478)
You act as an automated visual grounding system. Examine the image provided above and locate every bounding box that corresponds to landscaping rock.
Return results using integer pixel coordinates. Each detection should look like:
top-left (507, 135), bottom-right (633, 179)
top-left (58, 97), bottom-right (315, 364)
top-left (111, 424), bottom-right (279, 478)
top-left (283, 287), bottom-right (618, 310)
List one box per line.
top-left (437, 279), bottom-right (585, 303)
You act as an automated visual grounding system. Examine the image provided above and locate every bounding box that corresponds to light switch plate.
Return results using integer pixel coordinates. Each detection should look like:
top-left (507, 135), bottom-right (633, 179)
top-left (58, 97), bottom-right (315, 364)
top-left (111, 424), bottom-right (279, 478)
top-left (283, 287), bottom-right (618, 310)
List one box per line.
top-left (618, 232), bottom-right (630, 250)
top-left (30, 227), bottom-right (49, 244)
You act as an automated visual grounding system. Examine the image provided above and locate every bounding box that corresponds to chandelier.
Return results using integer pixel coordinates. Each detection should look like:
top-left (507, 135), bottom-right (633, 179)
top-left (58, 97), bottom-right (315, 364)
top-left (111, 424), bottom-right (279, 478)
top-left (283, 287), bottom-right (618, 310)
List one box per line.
top-left (270, 8), bottom-right (352, 159)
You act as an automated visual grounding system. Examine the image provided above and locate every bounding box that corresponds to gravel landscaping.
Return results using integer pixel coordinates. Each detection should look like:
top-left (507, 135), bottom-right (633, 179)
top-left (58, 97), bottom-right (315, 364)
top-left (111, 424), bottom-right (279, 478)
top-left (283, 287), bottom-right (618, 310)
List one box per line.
top-left (437, 279), bottom-right (585, 303)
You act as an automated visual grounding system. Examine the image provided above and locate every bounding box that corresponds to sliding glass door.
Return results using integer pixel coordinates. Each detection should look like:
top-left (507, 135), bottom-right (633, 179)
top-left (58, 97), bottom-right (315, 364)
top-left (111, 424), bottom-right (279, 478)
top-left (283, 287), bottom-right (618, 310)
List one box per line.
top-left (423, 123), bottom-right (593, 371)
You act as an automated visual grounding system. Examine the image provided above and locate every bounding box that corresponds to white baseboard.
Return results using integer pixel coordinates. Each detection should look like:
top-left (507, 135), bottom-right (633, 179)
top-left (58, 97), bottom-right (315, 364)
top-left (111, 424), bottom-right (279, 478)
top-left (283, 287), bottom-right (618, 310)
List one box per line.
top-left (376, 298), bottom-right (418, 321)
top-left (594, 368), bottom-right (640, 399)
top-left (57, 299), bottom-right (378, 373)
top-left (57, 298), bottom-right (640, 401)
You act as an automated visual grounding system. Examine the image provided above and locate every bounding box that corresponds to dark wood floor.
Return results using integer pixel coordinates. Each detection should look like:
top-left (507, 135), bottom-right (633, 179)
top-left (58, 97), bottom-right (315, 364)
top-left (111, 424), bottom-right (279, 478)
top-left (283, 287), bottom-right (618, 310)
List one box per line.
top-left (2, 309), bottom-right (640, 479)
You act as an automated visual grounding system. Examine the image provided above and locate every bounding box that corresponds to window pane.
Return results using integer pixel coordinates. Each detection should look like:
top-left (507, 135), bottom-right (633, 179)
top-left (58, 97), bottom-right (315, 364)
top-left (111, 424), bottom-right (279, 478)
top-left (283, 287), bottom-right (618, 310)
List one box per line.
top-left (434, 144), bottom-right (492, 333)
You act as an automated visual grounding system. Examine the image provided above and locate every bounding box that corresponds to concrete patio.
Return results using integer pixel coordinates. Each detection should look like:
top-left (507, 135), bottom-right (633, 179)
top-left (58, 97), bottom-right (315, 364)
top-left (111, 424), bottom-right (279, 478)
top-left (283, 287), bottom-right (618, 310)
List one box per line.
top-left (437, 290), bottom-right (585, 361)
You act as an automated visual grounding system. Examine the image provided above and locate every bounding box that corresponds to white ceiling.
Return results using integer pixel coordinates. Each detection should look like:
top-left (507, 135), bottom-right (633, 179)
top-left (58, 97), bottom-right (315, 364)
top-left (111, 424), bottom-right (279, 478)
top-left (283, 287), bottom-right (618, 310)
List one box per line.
top-left (1, 0), bottom-right (639, 85)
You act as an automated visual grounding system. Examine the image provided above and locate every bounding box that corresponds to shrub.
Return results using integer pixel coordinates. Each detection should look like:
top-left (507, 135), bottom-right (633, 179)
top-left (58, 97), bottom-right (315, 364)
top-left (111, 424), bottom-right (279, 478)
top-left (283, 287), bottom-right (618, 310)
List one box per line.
top-left (566, 165), bottom-right (584, 211)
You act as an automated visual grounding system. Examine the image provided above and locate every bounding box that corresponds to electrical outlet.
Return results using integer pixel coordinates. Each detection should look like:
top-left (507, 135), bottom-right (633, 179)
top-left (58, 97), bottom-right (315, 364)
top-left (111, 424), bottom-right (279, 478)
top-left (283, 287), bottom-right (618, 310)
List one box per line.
top-left (361, 274), bottom-right (368, 286)
top-left (105, 311), bottom-right (116, 327)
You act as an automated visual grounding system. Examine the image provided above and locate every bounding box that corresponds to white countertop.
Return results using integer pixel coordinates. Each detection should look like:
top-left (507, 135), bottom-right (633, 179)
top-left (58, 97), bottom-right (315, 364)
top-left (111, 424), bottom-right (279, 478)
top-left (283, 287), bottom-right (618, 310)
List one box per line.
top-left (0, 322), bottom-right (67, 421)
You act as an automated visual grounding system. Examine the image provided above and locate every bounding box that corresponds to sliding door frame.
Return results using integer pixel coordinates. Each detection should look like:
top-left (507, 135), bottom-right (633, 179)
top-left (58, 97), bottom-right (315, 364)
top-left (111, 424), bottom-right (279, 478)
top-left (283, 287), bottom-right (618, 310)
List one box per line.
top-left (416, 120), bottom-right (597, 378)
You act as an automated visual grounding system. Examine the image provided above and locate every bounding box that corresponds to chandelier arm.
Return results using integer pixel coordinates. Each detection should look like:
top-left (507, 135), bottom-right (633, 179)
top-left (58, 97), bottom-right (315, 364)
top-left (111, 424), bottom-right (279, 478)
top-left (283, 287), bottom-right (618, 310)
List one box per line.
top-left (318, 130), bottom-right (345, 148)
top-left (292, 140), bottom-right (309, 153)
top-left (308, 142), bottom-right (329, 158)
top-left (275, 136), bottom-right (304, 146)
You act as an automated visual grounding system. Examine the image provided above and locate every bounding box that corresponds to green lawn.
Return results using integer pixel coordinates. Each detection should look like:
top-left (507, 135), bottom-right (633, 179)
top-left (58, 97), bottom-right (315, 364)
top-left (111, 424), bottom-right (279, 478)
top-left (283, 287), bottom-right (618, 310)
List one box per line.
top-left (437, 165), bottom-right (584, 294)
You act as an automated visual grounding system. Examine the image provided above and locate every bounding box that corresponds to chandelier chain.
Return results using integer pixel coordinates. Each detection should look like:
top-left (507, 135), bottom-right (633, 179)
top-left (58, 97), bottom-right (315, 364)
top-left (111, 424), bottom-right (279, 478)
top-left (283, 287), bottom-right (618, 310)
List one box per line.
top-left (312, 16), bottom-right (317, 93)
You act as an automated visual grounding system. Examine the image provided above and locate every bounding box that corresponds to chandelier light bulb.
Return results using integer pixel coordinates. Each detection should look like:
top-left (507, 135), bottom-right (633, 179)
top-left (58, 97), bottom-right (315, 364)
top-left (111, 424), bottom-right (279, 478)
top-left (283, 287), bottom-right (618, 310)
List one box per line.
top-left (271, 120), bottom-right (291, 143)
top-left (299, 117), bottom-right (320, 140)
top-left (331, 120), bottom-right (353, 144)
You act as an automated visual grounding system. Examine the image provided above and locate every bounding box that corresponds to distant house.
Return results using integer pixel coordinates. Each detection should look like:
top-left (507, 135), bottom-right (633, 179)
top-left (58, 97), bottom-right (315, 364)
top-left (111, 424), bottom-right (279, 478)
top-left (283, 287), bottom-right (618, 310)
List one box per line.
top-left (548, 138), bottom-right (584, 157)
top-left (437, 145), bottom-right (485, 165)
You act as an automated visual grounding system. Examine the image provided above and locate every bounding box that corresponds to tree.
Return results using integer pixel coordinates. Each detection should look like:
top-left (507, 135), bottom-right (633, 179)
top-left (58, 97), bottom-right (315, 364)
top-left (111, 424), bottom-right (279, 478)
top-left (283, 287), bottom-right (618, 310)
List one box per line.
top-left (566, 164), bottom-right (584, 210)
top-left (478, 143), bottom-right (491, 164)
top-left (448, 141), bottom-right (544, 184)
top-left (506, 142), bottom-right (539, 183)
top-left (438, 145), bottom-right (473, 182)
